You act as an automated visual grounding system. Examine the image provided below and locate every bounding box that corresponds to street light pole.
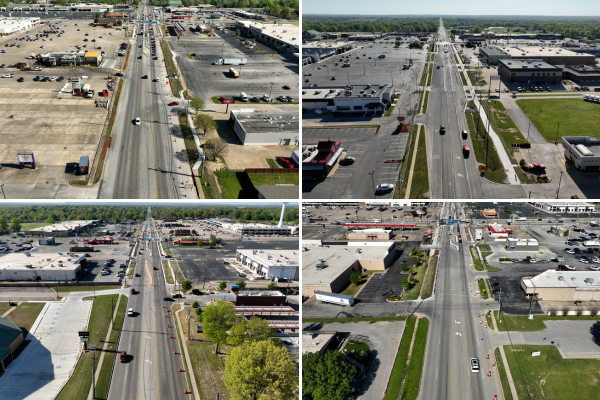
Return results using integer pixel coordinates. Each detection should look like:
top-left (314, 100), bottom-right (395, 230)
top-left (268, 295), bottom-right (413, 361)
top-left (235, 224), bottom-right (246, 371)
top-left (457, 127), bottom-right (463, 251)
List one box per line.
top-left (556, 171), bottom-right (564, 199)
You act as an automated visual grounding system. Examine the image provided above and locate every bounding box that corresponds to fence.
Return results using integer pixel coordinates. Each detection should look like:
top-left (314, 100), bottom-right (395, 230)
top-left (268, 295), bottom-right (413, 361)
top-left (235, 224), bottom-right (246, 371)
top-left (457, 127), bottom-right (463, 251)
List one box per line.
top-left (245, 168), bottom-right (299, 174)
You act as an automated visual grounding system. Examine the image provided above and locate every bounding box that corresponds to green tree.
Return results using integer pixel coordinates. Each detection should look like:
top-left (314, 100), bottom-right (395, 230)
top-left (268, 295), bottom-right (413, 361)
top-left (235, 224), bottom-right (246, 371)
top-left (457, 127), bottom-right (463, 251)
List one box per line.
top-left (235, 280), bottom-right (246, 290)
top-left (471, 26), bottom-right (482, 33)
top-left (224, 340), bottom-right (297, 400)
top-left (280, 7), bottom-right (291, 18)
top-left (94, 18), bottom-right (99, 24)
top-left (117, 20), bottom-right (122, 26)
top-left (219, 281), bottom-right (227, 291)
top-left (271, 4), bottom-right (281, 15)
top-left (302, 351), bottom-right (355, 400)
top-left (267, 282), bottom-right (277, 290)
top-left (196, 307), bottom-right (202, 317)
top-left (202, 301), bottom-right (238, 353)
top-left (192, 301), bottom-right (199, 308)
top-left (95, 12), bottom-right (101, 19)
top-left (204, 137), bottom-right (228, 160)
top-left (228, 317), bottom-right (274, 346)
top-left (395, 39), bottom-right (401, 48)
top-left (401, 277), bottom-right (409, 291)
top-left (350, 271), bottom-right (360, 285)
top-left (182, 280), bottom-right (192, 292)
top-left (9, 218), bottom-right (21, 233)
top-left (209, 234), bottom-right (218, 246)
top-left (0, 219), bottom-right (8, 234)
top-left (194, 113), bottom-right (217, 135)
top-left (46, 217), bottom-right (55, 224)
top-left (190, 97), bottom-right (205, 114)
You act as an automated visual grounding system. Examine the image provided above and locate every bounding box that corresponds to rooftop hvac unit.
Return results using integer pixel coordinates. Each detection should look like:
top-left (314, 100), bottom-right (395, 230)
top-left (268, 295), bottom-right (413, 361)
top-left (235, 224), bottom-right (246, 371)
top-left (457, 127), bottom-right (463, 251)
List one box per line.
top-left (558, 276), bottom-right (565, 281)
top-left (585, 278), bottom-right (594, 284)
top-left (25, 264), bottom-right (32, 268)
top-left (571, 277), bottom-right (577, 281)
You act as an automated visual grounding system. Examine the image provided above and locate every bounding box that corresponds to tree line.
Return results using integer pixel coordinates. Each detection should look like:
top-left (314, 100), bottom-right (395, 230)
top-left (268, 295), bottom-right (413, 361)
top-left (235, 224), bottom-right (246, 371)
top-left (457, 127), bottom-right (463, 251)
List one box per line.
top-left (0, 205), bottom-right (147, 226)
top-left (303, 16), bottom-right (439, 34)
top-left (151, 205), bottom-right (299, 224)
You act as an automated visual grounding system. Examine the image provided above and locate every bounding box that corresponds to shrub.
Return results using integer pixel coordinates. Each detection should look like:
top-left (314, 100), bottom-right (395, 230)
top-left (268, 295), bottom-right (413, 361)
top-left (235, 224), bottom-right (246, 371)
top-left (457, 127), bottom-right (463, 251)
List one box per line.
top-left (192, 301), bottom-right (199, 308)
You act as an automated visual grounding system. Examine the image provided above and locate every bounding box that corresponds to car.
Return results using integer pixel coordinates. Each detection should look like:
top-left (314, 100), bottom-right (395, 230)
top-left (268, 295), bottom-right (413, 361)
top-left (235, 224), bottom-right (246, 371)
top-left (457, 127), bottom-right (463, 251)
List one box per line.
top-left (470, 358), bottom-right (480, 373)
top-left (439, 125), bottom-right (446, 134)
top-left (495, 88), bottom-right (499, 92)
top-left (85, 254), bottom-right (91, 257)
top-left (91, 39), bottom-right (96, 42)
top-left (277, 96), bottom-right (288, 102)
top-left (101, 271), bottom-right (109, 275)
top-left (135, 117), bottom-right (140, 125)
top-left (558, 264), bottom-right (576, 271)
top-left (491, 282), bottom-right (500, 287)
top-left (173, 294), bottom-right (183, 298)
top-left (511, 259), bottom-right (520, 263)
top-left (138, 55), bottom-right (142, 59)
top-left (590, 265), bottom-right (600, 271)
top-left (115, 72), bottom-right (123, 77)
top-left (168, 102), bottom-right (179, 106)
top-left (119, 351), bottom-right (127, 362)
top-left (163, 297), bottom-right (173, 301)
top-left (282, 85), bottom-right (291, 90)
top-left (152, 78), bottom-right (159, 82)
top-left (339, 156), bottom-right (356, 165)
top-left (375, 183), bottom-right (394, 193)
top-left (17, 77), bottom-right (24, 82)
top-left (286, 96), bottom-right (294, 101)
top-left (141, 75), bottom-right (148, 79)
top-left (57, 76), bottom-right (64, 82)
top-left (504, 87), bottom-right (509, 92)
top-left (192, 289), bottom-right (201, 295)
top-left (303, 72), bottom-right (312, 76)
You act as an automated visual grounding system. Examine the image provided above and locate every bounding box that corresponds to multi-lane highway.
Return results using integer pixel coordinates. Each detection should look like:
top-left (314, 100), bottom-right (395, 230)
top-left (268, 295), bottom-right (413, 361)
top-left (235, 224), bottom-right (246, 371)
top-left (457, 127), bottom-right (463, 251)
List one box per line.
top-left (109, 208), bottom-right (188, 399)
top-left (100, 2), bottom-right (182, 199)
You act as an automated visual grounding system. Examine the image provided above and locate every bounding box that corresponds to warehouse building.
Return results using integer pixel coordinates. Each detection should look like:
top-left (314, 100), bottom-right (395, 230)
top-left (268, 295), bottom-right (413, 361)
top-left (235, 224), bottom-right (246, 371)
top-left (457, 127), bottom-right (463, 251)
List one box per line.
top-left (27, 220), bottom-right (98, 237)
top-left (302, 242), bottom-right (397, 297)
top-left (302, 84), bottom-right (395, 114)
top-left (559, 64), bottom-right (600, 83)
top-left (41, 51), bottom-right (103, 67)
top-left (236, 249), bottom-right (299, 280)
top-left (497, 59), bottom-right (562, 83)
top-left (224, 223), bottom-right (294, 236)
top-left (236, 20), bottom-right (299, 54)
top-left (229, 110), bottom-right (299, 146)
top-left (0, 318), bottom-right (24, 374)
top-left (499, 45), bottom-right (595, 65)
top-left (478, 46), bottom-right (511, 65)
top-left (533, 202), bottom-right (595, 213)
top-left (522, 269), bottom-right (600, 301)
top-left (0, 17), bottom-right (40, 36)
top-left (506, 238), bottom-right (539, 251)
top-left (302, 41), bottom-right (356, 62)
top-left (0, 252), bottom-right (86, 281)
top-left (562, 136), bottom-right (600, 173)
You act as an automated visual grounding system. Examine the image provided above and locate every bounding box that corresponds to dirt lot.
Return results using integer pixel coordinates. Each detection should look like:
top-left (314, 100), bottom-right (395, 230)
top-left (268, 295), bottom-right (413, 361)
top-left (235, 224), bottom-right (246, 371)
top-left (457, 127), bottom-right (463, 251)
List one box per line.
top-left (0, 19), bottom-right (134, 198)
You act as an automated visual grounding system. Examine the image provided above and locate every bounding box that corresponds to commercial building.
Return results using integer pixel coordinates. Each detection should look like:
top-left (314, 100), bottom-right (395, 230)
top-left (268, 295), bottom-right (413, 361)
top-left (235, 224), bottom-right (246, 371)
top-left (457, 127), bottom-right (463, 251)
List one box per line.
top-left (302, 41), bottom-right (356, 62)
top-left (481, 209), bottom-right (498, 217)
top-left (559, 64), bottom-right (600, 83)
top-left (0, 17), bottom-right (40, 36)
top-left (236, 20), bottom-right (299, 54)
top-left (173, 228), bottom-right (192, 236)
top-left (497, 59), bottom-right (562, 83)
top-left (26, 220), bottom-right (98, 237)
top-left (478, 46), bottom-right (511, 65)
top-left (532, 202), bottom-right (595, 213)
top-left (487, 221), bottom-right (513, 238)
top-left (0, 318), bottom-right (24, 374)
top-left (0, 252), bottom-right (86, 281)
top-left (302, 30), bottom-right (322, 41)
top-left (38, 237), bottom-right (55, 245)
top-left (498, 45), bottom-right (595, 65)
top-left (41, 51), bottom-right (102, 67)
top-left (347, 229), bottom-right (393, 241)
top-left (302, 331), bottom-right (336, 354)
top-left (522, 269), bottom-right (600, 301)
top-left (302, 140), bottom-right (343, 176)
top-left (302, 242), bottom-right (397, 297)
top-left (562, 136), bottom-right (600, 173)
top-left (506, 238), bottom-right (539, 251)
top-left (226, 288), bottom-right (287, 306)
top-left (230, 9), bottom-right (266, 20)
top-left (224, 223), bottom-right (294, 236)
top-left (302, 84), bottom-right (395, 114)
top-left (229, 110), bottom-right (299, 146)
top-left (236, 249), bottom-right (299, 281)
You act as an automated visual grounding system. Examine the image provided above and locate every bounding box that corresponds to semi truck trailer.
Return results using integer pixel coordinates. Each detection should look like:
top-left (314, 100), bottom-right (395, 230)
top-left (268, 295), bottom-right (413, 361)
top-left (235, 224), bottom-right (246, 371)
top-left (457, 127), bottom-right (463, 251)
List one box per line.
top-left (213, 58), bottom-right (247, 65)
top-left (314, 291), bottom-right (354, 306)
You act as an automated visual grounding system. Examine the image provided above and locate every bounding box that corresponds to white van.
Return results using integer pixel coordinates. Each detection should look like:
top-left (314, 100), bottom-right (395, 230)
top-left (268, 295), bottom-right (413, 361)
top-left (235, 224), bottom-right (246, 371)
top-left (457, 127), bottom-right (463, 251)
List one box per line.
top-left (128, 308), bottom-right (133, 316)
top-left (584, 94), bottom-right (589, 101)
top-left (240, 92), bottom-right (248, 102)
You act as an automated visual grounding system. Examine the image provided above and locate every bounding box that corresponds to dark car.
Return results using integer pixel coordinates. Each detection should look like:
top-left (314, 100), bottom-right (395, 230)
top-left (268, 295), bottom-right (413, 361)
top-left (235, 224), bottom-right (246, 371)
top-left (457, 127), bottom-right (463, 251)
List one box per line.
top-left (142, 75), bottom-right (148, 79)
top-left (85, 254), bottom-right (91, 257)
top-left (491, 282), bottom-right (500, 287)
top-left (115, 72), bottom-right (123, 77)
top-left (17, 77), bottom-right (24, 82)
top-left (283, 85), bottom-right (291, 89)
top-left (339, 156), bottom-right (356, 165)
top-left (173, 293), bottom-right (183, 299)
top-left (163, 297), bottom-right (173, 301)
top-left (130, 288), bottom-right (135, 294)
top-left (440, 125), bottom-right (446, 134)
top-left (191, 289), bottom-right (201, 295)
top-left (57, 76), bottom-right (64, 82)
top-left (138, 55), bottom-right (142, 59)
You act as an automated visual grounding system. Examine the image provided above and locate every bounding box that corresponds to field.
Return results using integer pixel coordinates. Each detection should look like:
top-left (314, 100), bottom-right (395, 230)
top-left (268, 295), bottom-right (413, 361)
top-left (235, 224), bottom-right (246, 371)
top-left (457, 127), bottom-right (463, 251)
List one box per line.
top-left (517, 98), bottom-right (600, 142)
top-left (503, 345), bottom-right (600, 400)
top-left (248, 173), bottom-right (299, 186)
top-left (7, 302), bottom-right (45, 336)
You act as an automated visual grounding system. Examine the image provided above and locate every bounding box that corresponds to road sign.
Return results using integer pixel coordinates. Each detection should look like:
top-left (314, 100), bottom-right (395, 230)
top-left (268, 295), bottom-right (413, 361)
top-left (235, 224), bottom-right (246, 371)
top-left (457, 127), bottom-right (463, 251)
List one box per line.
top-left (78, 331), bottom-right (89, 337)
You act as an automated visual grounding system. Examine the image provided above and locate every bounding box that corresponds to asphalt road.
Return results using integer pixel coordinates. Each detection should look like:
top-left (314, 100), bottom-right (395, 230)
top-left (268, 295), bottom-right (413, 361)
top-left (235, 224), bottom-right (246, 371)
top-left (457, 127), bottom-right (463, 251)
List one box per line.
top-left (100, 5), bottom-right (180, 199)
top-left (108, 207), bottom-right (187, 399)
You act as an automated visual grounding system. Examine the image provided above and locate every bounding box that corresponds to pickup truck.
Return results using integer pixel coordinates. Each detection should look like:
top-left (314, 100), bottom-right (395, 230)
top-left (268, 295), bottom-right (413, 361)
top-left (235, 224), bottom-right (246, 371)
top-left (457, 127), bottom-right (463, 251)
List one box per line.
top-left (528, 163), bottom-right (545, 170)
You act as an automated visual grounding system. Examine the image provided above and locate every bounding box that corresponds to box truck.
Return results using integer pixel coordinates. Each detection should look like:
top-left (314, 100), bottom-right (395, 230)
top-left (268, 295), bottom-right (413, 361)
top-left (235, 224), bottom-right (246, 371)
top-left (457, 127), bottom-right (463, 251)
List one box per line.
top-left (314, 291), bottom-right (354, 306)
top-left (229, 68), bottom-right (239, 78)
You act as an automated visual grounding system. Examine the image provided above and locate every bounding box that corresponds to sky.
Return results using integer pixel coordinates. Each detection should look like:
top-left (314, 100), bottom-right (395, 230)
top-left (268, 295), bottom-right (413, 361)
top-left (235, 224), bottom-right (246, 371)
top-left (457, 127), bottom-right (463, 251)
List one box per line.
top-left (302, 0), bottom-right (600, 16)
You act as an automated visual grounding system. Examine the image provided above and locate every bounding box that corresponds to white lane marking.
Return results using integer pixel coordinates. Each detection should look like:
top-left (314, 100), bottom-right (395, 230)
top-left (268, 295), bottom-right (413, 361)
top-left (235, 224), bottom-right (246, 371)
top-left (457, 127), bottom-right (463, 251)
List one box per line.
top-left (455, 332), bottom-right (462, 336)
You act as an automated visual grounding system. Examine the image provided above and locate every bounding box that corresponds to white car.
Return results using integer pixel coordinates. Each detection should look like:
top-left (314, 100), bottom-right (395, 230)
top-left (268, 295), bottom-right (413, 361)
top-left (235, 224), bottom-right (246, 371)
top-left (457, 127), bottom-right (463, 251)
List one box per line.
top-left (50, 76), bottom-right (57, 81)
top-left (470, 357), bottom-right (480, 373)
top-left (101, 271), bottom-right (109, 275)
top-left (589, 265), bottom-right (600, 271)
top-left (1, 74), bottom-right (12, 78)
top-left (375, 183), bottom-right (395, 193)
top-left (580, 259), bottom-right (589, 263)
top-left (135, 117), bottom-right (141, 125)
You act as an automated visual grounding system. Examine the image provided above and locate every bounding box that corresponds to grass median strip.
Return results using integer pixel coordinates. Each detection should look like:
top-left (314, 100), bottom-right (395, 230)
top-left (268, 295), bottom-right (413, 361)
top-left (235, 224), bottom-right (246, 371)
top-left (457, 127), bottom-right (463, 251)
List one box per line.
top-left (426, 64), bottom-right (433, 86)
top-left (161, 243), bottom-right (173, 256)
top-left (127, 260), bottom-right (136, 279)
top-left (383, 317), bottom-right (417, 400)
top-left (409, 125), bottom-right (429, 199)
top-left (420, 256), bottom-right (437, 299)
top-left (171, 259), bottom-right (185, 284)
top-left (54, 285), bottom-right (120, 293)
top-left (470, 246), bottom-right (484, 271)
top-left (422, 91), bottom-right (430, 114)
top-left (56, 294), bottom-right (119, 400)
top-left (494, 311), bottom-right (599, 332)
top-left (460, 71), bottom-right (468, 85)
top-left (403, 318), bottom-right (429, 400)
top-left (478, 278), bottom-right (488, 299)
top-left (494, 348), bottom-right (514, 400)
top-left (163, 260), bottom-right (174, 284)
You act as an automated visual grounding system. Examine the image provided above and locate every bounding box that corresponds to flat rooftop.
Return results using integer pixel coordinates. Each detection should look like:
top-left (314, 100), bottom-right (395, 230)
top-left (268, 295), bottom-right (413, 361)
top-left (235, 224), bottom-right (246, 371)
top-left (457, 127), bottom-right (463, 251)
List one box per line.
top-left (303, 41), bottom-right (355, 52)
top-left (29, 220), bottom-right (98, 233)
top-left (237, 20), bottom-right (299, 47)
top-left (499, 59), bottom-right (560, 69)
top-left (480, 46), bottom-right (509, 56)
top-left (563, 137), bottom-right (600, 157)
top-left (302, 244), bottom-right (390, 286)
top-left (235, 290), bottom-right (285, 297)
top-left (522, 269), bottom-right (600, 289)
top-left (302, 84), bottom-right (391, 101)
top-left (237, 249), bottom-right (299, 266)
top-left (228, 222), bottom-right (290, 230)
top-left (231, 111), bottom-right (299, 134)
top-left (0, 252), bottom-right (84, 271)
top-left (302, 332), bottom-right (336, 354)
top-left (502, 46), bottom-right (591, 58)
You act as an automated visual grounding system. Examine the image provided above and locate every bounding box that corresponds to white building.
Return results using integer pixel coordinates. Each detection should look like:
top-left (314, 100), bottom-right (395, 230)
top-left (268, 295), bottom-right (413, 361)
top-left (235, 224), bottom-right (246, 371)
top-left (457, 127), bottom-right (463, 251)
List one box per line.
top-left (522, 269), bottom-right (600, 301)
top-left (229, 110), bottom-right (299, 145)
top-left (236, 249), bottom-right (299, 280)
top-left (0, 17), bottom-right (40, 36)
top-left (236, 20), bottom-right (299, 54)
top-left (533, 202), bottom-right (595, 213)
top-left (27, 220), bottom-right (99, 237)
top-left (0, 252), bottom-right (86, 281)
top-left (225, 223), bottom-right (294, 236)
top-left (302, 84), bottom-right (395, 114)
top-left (506, 238), bottom-right (539, 251)
top-left (561, 136), bottom-right (600, 173)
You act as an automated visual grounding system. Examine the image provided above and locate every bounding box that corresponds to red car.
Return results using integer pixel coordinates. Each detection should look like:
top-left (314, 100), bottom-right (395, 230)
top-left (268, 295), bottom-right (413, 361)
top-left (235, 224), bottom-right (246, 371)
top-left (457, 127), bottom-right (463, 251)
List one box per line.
top-left (130, 288), bottom-right (135, 294)
top-left (168, 102), bottom-right (179, 106)
top-left (119, 351), bottom-right (127, 362)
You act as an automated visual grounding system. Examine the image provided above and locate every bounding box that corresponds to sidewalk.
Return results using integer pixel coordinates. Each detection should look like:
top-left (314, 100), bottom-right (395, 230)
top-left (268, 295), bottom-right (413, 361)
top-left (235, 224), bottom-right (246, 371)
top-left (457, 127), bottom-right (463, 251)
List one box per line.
top-left (174, 306), bottom-right (200, 400)
top-left (498, 345), bottom-right (519, 400)
top-left (404, 123), bottom-right (422, 199)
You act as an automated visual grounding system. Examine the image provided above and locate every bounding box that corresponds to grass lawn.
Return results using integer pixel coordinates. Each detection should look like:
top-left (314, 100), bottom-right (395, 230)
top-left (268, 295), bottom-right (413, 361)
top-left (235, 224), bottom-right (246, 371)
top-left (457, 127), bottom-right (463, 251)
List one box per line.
top-left (460, 71), bottom-right (468, 85)
top-left (178, 114), bottom-right (200, 166)
top-left (340, 273), bottom-right (369, 297)
top-left (19, 222), bottom-right (51, 230)
top-left (482, 100), bottom-right (529, 164)
top-left (470, 246), bottom-right (484, 271)
top-left (0, 302), bottom-right (12, 316)
top-left (503, 345), bottom-right (600, 400)
top-left (171, 260), bottom-right (185, 284)
top-left (161, 243), bottom-right (173, 256)
top-left (127, 260), bottom-right (136, 279)
top-left (56, 294), bottom-right (120, 400)
top-left (422, 91), bottom-right (430, 114)
top-left (403, 318), bottom-right (429, 400)
top-left (266, 159), bottom-right (278, 168)
top-left (420, 256), bottom-right (437, 299)
top-left (214, 168), bottom-right (257, 199)
top-left (485, 311), bottom-right (494, 328)
top-left (303, 316), bottom-right (406, 323)
top-left (248, 173), bottom-right (299, 186)
top-left (517, 98), bottom-right (600, 142)
top-left (493, 310), bottom-right (599, 332)
top-left (465, 101), bottom-right (508, 183)
top-left (478, 278), bottom-right (488, 299)
top-left (426, 64), bottom-right (433, 86)
top-left (7, 302), bottom-right (45, 336)
top-left (399, 129), bottom-right (417, 198)
top-left (405, 256), bottom-right (428, 301)
top-left (163, 260), bottom-right (175, 284)
top-left (95, 295), bottom-right (127, 399)
top-left (409, 125), bottom-right (429, 199)
top-left (383, 317), bottom-right (417, 400)
top-left (494, 348), bottom-right (514, 400)
top-left (54, 285), bottom-right (120, 293)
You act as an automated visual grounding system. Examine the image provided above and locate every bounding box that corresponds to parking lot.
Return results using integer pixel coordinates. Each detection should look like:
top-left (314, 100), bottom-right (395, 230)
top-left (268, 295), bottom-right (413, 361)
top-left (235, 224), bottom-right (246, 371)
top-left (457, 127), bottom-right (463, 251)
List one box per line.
top-left (171, 240), bottom-right (299, 283)
top-left (0, 19), bottom-right (132, 198)
top-left (170, 30), bottom-right (298, 103)
top-left (303, 203), bottom-right (444, 226)
top-left (302, 127), bottom-right (408, 199)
